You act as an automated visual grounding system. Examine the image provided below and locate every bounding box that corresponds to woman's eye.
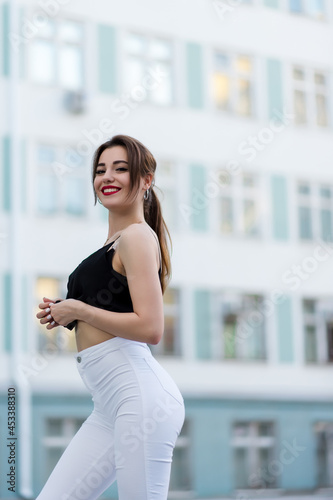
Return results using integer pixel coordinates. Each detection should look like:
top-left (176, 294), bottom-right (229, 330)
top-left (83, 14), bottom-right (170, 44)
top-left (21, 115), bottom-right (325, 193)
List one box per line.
top-left (117, 168), bottom-right (127, 171)
top-left (96, 170), bottom-right (105, 174)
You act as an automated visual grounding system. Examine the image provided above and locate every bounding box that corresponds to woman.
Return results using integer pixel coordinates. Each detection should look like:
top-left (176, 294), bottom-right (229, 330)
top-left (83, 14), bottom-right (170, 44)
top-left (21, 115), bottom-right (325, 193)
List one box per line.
top-left (36, 134), bottom-right (185, 500)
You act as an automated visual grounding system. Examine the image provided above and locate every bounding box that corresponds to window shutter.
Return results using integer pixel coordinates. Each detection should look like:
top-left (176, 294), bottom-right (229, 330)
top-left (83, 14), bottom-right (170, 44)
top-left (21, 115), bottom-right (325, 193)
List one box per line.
top-left (186, 42), bottom-right (204, 109)
top-left (98, 24), bottom-right (117, 94)
top-left (271, 175), bottom-right (289, 240)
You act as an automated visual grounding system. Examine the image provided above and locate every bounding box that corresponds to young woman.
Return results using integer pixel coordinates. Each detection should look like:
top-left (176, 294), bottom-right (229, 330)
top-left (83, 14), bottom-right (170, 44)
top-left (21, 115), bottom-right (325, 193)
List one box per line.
top-left (36, 134), bottom-right (185, 500)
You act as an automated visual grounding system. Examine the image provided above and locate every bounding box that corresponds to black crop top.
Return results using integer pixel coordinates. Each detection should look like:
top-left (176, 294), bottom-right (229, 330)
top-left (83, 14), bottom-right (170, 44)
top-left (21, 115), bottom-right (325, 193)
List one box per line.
top-left (64, 234), bottom-right (162, 331)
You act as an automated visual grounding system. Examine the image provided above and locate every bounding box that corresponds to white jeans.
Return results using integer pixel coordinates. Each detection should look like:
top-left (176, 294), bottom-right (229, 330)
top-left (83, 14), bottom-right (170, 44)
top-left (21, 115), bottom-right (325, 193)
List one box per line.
top-left (36, 337), bottom-right (185, 500)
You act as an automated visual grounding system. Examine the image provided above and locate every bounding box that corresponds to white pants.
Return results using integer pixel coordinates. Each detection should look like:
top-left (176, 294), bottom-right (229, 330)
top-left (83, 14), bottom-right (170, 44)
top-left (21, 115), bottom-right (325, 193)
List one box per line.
top-left (36, 337), bottom-right (185, 500)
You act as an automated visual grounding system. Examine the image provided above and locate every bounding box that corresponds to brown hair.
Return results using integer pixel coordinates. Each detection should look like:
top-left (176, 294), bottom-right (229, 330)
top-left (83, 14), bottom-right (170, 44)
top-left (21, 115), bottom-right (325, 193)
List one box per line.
top-left (92, 134), bottom-right (172, 294)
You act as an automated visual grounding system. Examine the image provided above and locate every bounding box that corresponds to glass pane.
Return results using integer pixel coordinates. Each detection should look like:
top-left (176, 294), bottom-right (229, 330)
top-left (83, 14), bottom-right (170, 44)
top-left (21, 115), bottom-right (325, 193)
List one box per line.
top-left (308, 0), bottom-right (325, 20)
top-left (37, 175), bottom-right (57, 213)
top-left (169, 446), bottom-right (191, 491)
top-left (126, 58), bottom-right (146, 91)
top-left (45, 448), bottom-right (64, 482)
top-left (59, 46), bottom-right (83, 90)
top-left (213, 73), bottom-right (230, 110)
top-left (149, 39), bottom-right (172, 60)
top-left (46, 418), bottom-right (63, 436)
top-left (235, 56), bottom-right (252, 74)
top-left (305, 325), bottom-right (317, 362)
top-left (316, 94), bottom-right (328, 127)
top-left (293, 66), bottom-right (305, 80)
top-left (127, 33), bottom-right (146, 55)
top-left (38, 145), bottom-right (56, 165)
top-left (303, 299), bottom-right (315, 315)
top-left (320, 209), bottom-right (333, 242)
top-left (243, 199), bottom-right (258, 236)
top-left (298, 183), bottom-right (311, 196)
top-left (243, 173), bottom-right (255, 187)
top-left (64, 177), bottom-right (86, 215)
top-left (223, 314), bottom-right (237, 358)
top-left (149, 62), bottom-right (173, 105)
top-left (258, 422), bottom-right (273, 437)
top-left (58, 20), bottom-right (83, 43)
top-left (163, 316), bottom-right (175, 355)
top-left (221, 197), bottom-right (233, 233)
top-left (259, 447), bottom-right (276, 487)
top-left (290, 0), bottom-right (303, 13)
top-left (320, 186), bottom-right (331, 199)
top-left (38, 19), bottom-right (55, 38)
top-left (237, 78), bottom-right (251, 116)
top-left (159, 189), bottom-right (176, 230)
top-left (298, 206), bottom-right (313, 239)
top-left (315, 72), bottom-right (326, 86)
top-left (31, 41), bottom-right (56, 84)
top-left (234, 448), bottom-right (248, 488)
top-left (294, 90), bottom-right (307, 124)
top-left (215, 53), bottom-right (229, 71)
top-left (234, 422), bottom-right (250, 437)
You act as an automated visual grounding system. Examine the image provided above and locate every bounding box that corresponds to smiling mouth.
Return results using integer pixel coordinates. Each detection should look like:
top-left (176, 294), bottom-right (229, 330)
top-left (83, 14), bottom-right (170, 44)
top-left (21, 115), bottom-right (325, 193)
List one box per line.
top-left (102, 188), bottom-right (122, 196)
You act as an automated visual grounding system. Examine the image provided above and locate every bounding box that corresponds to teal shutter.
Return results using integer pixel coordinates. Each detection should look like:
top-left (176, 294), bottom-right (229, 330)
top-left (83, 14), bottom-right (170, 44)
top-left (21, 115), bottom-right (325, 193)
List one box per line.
top-left (2, 2), bottom-right (9, 76)
top-left (194, 290), bottom-right (211, 359)
top-left (264, 0), bottom-right (279, 8)
top-left (276, 296), bottom-right (294, 363)
top-left (271, 175), bottom-right (289, 240)
top-left (2, 136), bottom-right (11, 211)
top-left (190, 164), bottom-right (208, 231)
top-left (266, 59), bottom-right (283, 122)
top-left (186, 42), bottom-right (204, 109)
top-left (4, 273), bottom-right (12, 352)
top-left (98, 24), bottom-right (117, 94)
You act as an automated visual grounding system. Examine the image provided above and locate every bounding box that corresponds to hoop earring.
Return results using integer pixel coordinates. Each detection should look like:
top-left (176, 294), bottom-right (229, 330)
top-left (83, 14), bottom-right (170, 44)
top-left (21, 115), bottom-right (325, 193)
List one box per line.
top-left (97, 198), bottom-right (103, 204)
top-left (144, 188), bottom-right (150, 201)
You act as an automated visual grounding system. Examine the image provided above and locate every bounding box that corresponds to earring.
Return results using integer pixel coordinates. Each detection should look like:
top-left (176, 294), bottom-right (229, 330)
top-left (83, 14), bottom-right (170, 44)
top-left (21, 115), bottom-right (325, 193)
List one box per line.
top-left (97, 198), bottom-right (103, 204)
top-left (144, 188), bottom-right (150, 201)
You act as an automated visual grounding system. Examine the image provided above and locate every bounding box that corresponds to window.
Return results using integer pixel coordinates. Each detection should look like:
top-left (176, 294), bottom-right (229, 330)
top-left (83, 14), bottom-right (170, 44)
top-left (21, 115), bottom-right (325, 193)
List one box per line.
top-left (150, 287), bottom-right (181, 356)
top-left (29, 18), bottom-right (84, 89)
top-left (213, 52), bottom-right (254, 116)
top-left (289, 0), bottom-right (326, 20)
top-left (292, 65), bottom-right (329, 127)
top-left (124, 33), bottom-right (173, 105)
top-left (218, 170), bottom-right (261, 237)
top-left (36, 144), bottom-right (87, 216)
top-left (169, 419), bottom-right (192, 493)
top-left (297, 181), bottom-right (333, 242)
top-left (42, 417), bottom-right (86, 482)
top-left (215, 292), bottom-right (266, 361)
top-left (154, 159), bottom-right (179, 232)
top-left (303, 298), bottom-right (333, 364)
top-left (35, 277), bottom-right (77, 353)
top-left (232, 421), bottom-right (276, 489)
top-left (314, 422), bottom-right (333, 487)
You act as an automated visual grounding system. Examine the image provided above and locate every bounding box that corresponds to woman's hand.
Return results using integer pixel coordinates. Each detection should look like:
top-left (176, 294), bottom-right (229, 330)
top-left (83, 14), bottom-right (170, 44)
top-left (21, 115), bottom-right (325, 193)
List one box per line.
top-left (36, 297), bottom-right (81, 329)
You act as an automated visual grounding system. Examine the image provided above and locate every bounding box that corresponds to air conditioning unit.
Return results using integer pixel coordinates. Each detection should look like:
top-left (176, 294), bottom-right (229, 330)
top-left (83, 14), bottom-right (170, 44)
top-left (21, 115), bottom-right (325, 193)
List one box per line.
top-left (63, 90), bottom-right (87, 114)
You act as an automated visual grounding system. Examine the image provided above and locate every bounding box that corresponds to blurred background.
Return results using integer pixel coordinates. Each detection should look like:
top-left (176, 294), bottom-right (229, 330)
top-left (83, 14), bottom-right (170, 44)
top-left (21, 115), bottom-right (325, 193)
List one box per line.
top-left (0, 0), bottom-right (333, 498)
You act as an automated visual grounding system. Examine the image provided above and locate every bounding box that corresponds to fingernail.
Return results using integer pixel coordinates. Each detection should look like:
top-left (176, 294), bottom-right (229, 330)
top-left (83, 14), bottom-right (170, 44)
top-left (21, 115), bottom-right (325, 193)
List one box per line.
top-left (51, 321), bottom-right (55, 326)
top-left (45, 308), bottom-right (50, 313)
top-left (47, 314), bottom-right (52, 320)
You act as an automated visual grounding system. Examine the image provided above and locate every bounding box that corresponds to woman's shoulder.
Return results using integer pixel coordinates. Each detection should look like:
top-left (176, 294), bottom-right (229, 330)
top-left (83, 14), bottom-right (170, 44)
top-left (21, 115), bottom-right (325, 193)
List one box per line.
top-left (122, 222), bottom-right (156, 242)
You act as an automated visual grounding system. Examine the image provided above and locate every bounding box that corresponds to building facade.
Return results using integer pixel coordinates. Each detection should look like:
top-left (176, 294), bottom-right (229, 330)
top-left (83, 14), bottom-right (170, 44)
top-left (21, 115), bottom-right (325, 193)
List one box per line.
top-left (0, 0), bottom-right (333, 498)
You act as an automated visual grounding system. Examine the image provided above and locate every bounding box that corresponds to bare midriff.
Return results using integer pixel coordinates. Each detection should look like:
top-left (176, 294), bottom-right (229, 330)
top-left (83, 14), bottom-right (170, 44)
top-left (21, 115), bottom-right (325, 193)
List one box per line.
top-left (75, 321), bottom-right (117, 352)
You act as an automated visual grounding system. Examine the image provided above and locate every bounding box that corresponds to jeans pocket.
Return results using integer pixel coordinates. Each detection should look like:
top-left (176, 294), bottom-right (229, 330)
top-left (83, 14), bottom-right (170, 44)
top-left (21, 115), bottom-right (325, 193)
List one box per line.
top-left (143, 356), bottom-right (184, 406)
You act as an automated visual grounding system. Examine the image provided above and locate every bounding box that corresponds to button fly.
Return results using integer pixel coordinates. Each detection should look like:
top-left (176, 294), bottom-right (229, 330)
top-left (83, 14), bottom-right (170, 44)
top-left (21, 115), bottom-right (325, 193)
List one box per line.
top-left (77, 356), bottom-right (82, 363)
